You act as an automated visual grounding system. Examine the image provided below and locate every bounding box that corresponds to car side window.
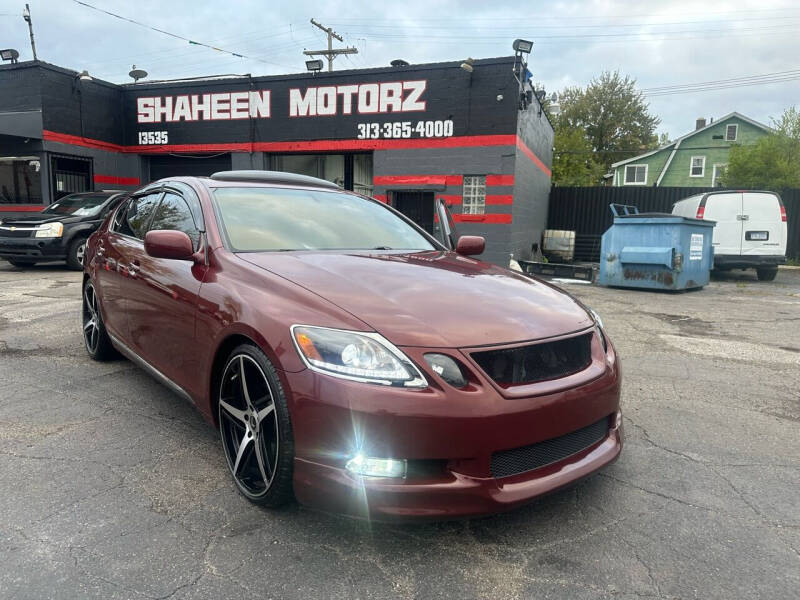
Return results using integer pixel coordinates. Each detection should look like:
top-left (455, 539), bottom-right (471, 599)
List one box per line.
top-left (118, 193), bottom-right (161, 239)
top-left (148, 192), bottom-right (201, 250)
top-left (110, 198), bottom-right (130, 232)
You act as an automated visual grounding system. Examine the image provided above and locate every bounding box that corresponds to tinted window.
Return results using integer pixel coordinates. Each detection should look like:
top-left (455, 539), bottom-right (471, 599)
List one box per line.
top-left (117, 193), bottom-right (161, 239)
top-left (149, 192), bottom-right (200, 250)
top-left (213, 187), bottom-right (437, 252)
top-left (42, 194), bottom-right (108, 217)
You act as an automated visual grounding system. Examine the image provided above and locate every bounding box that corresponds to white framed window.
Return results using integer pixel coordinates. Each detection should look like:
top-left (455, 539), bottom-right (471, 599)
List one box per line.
top-left (623, 164), bottom-right (648, 185)
top-left (712, 164), bottom-right (726, 187)
top-left (462, 175), bottom-right (486, 214)
top-left (690, 156), bottom-right (706, 177)
top-left (725, 124), bottom-right (738, 141)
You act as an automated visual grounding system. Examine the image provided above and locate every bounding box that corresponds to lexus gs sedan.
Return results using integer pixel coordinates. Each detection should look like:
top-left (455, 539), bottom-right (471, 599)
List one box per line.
top-left (82, 170), bottom-right (622, 520)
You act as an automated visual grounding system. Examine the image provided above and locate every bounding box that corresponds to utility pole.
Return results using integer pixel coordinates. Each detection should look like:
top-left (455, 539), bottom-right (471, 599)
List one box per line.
top-left (303, 18), bottom-right (357, 72)
top-left (23, 4), bottom-right (38, 61)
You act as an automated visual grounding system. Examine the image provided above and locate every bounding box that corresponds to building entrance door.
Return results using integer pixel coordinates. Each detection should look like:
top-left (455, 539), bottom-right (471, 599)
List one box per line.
top-left (393, 191), bottom-right (435, 234)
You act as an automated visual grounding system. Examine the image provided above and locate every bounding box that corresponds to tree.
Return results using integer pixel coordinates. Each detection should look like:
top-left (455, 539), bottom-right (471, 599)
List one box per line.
top-left (551, 127), bottom-right (605, 186)
top-left (720, 107), bottom-right (800, 191)
top-left (552, 71), bottom-right (660, 185)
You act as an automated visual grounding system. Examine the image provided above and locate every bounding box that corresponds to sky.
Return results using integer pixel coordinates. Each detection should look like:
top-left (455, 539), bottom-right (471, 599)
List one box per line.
top-left (1, 0), bottom-right (799, 139)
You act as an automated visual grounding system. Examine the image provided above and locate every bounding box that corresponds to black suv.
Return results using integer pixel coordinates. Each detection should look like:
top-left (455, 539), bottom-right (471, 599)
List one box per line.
top-left (0, 191), bottom-right (126, 270)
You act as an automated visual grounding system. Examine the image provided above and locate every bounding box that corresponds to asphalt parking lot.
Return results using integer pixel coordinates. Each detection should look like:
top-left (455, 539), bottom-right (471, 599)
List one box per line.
top-left (1, 261), bottom-right (798, 600)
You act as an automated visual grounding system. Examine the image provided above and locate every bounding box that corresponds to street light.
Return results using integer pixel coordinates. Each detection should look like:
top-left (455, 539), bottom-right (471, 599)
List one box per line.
top-left (0, 48), bottom-right (19, 63)
top-left (305, 59), bottom-right (323, 74)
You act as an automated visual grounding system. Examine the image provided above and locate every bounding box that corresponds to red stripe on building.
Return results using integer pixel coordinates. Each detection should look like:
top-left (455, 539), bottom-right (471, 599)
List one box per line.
top-left (485, 194), bottom-right (513, 205)
top-left (373, 174), bottom-right (464, 186)
top-left (94, 174), bottom-right (141, 186)
top-left (516, 138), bottom-right (551, 177)
top-left (42, 130), bottom-right (521, 156)
top-left (0, 205), bottom-right (44, 212)
top-left (372, 194), bottom-right (388, 203)
top-left (437, 194), bottom-right (462, 205)
top-left (453, 213), bottom-right (512, 224)
top-left (486, 174), bottom-right (515, 186)
top-left (42, 130), bottom-right (125, 153)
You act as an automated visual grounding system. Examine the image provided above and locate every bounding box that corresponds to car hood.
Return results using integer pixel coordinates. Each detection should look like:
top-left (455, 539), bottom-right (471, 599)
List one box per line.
top-left (0, 214), bottom-right (85, 226)
top-left (240, 251), bottom-right (593, 348)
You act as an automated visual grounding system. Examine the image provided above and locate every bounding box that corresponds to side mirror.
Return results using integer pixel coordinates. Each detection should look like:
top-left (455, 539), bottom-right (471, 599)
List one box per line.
top-left (455, 235), bottom-right (485, 256)
top-left (144, 230), bottom-right (194, 260)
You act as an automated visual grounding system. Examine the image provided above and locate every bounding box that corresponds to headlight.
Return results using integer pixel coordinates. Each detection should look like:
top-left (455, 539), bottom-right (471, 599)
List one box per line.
top-left (291, 325), bottom-right (427, 388)
top-left (588, 308), bottom-right (608, 352)
top-left (34, 222), bottom-right (64, 238)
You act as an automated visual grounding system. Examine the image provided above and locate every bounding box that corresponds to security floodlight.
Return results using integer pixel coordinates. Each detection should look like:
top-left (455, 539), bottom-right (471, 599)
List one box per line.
top-left (78, 70), bottom-right (92, 81)
top-left (460, 57), bottom-right (474, 73)
top-left (0, 48), bottom-right (19, 63)
top-left (129, 65), bottom-right (148, 82)
top-left (390, 59), bottom-right (409, 67)
top-left (306, 59), bottom-right (323, 73)
top-left (513, 39), bottom-right (533, 54)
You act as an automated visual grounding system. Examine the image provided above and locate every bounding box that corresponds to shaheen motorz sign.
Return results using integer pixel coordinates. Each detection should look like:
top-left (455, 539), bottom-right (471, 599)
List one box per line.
top-left (124, 59), bottom-right (517, 148)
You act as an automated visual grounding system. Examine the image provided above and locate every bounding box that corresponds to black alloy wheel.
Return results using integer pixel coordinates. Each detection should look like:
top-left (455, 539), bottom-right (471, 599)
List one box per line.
top-left (218, 345), bottom-right (294, 506)
top-left (82, 281), bottom-right (116, 360)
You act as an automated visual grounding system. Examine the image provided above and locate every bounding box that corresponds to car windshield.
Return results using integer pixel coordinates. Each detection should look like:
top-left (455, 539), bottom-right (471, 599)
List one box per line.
top-left (213, 187), bottom-right (438, 252)
top-left (42, 194), bottom-right (107, 217)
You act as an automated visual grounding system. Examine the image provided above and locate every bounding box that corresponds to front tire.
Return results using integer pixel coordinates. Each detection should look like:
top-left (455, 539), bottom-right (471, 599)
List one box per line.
top-left (67, 236), bottom-right (87, 270)
top-left (217, 344), bottom-right (295, 507)
top-left (756, 267), bottom-right (778, 281)
top-left (82, 281), bottom-right (117, 360)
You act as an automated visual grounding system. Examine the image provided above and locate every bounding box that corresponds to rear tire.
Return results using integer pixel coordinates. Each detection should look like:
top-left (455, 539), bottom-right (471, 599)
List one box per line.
top-left (756, 267), bottom-right (778, 281)
top-left (7, 259), bottom-right (35, 268)
top-left (217, 344), bottom-right (295, 507)
top-left (67, 237), bottom-right (87, 270)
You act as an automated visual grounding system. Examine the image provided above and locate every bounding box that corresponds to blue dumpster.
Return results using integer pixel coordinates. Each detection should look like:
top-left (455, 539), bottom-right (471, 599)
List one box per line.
top-left (597, 204), bottom-right (715, 290)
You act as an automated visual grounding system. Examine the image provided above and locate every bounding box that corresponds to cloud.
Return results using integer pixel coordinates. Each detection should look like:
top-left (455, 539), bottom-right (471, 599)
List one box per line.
top-left (7, 0), bottom-right (799, 137)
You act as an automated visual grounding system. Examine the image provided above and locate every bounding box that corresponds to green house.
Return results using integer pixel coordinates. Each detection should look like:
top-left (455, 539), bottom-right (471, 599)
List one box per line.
top-left (610, 112), bottom-right (771, 187)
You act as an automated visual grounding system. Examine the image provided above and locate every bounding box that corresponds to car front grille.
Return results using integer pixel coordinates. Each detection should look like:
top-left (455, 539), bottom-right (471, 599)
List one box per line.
top-left (0, 227), bottom-right (35, 238)
top-left (490, 417), bottom-right (610, 479)
top-left (471, 333), bottom-right (593, 387)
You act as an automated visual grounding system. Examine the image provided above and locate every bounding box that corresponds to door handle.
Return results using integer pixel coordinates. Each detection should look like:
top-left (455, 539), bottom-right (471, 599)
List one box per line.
top-left (737, 214), bottom-right (749, 221)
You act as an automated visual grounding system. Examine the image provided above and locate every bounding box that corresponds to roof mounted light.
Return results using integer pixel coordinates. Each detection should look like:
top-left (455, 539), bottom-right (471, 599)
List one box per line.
top-left (513, 39), bottom-right (533, 54)
top-left (305, 59), bottom-right (323, 73)
top-left (0, 48), bottom-right (19, 63)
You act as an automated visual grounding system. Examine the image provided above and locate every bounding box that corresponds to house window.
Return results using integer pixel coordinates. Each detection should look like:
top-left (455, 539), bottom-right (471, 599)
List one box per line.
top-left (624, 164), bottom-right (647, 185)
top-left (690, 156), bottom-right (706, 177)
top-left (462, 175), bottom-right (486, 214)
top-left (726, 124), bottom-right (738, 141)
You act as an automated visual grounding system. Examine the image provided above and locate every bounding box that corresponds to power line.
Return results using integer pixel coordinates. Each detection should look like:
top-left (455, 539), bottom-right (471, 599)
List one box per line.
top-left (71, 0), bottom-right (293, 69)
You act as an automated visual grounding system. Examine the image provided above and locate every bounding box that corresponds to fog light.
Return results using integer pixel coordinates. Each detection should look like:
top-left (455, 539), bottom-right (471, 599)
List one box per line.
top-left (424, 353), bottom-right (467, 388)
top-left (345, 454), bottom-right (407, 478)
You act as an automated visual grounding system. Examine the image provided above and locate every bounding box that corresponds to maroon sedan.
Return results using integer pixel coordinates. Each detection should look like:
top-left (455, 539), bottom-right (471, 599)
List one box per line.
top-left (82, 171), bottom-right (622, 520)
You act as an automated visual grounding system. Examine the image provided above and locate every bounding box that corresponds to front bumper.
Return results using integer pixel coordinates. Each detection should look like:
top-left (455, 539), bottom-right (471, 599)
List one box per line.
top-left (285, 329), bottom-right (622, 520)
top-left (0, 236), bottom-right (67, 261)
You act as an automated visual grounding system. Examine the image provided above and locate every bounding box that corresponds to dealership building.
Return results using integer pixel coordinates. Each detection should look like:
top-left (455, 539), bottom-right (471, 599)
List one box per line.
top-left (0, 56), bottom-right (553, 264)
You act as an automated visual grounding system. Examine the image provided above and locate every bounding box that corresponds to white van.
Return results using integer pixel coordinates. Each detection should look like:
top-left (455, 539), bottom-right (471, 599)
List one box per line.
top-left (672, 191), bottom-right (787, 281)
